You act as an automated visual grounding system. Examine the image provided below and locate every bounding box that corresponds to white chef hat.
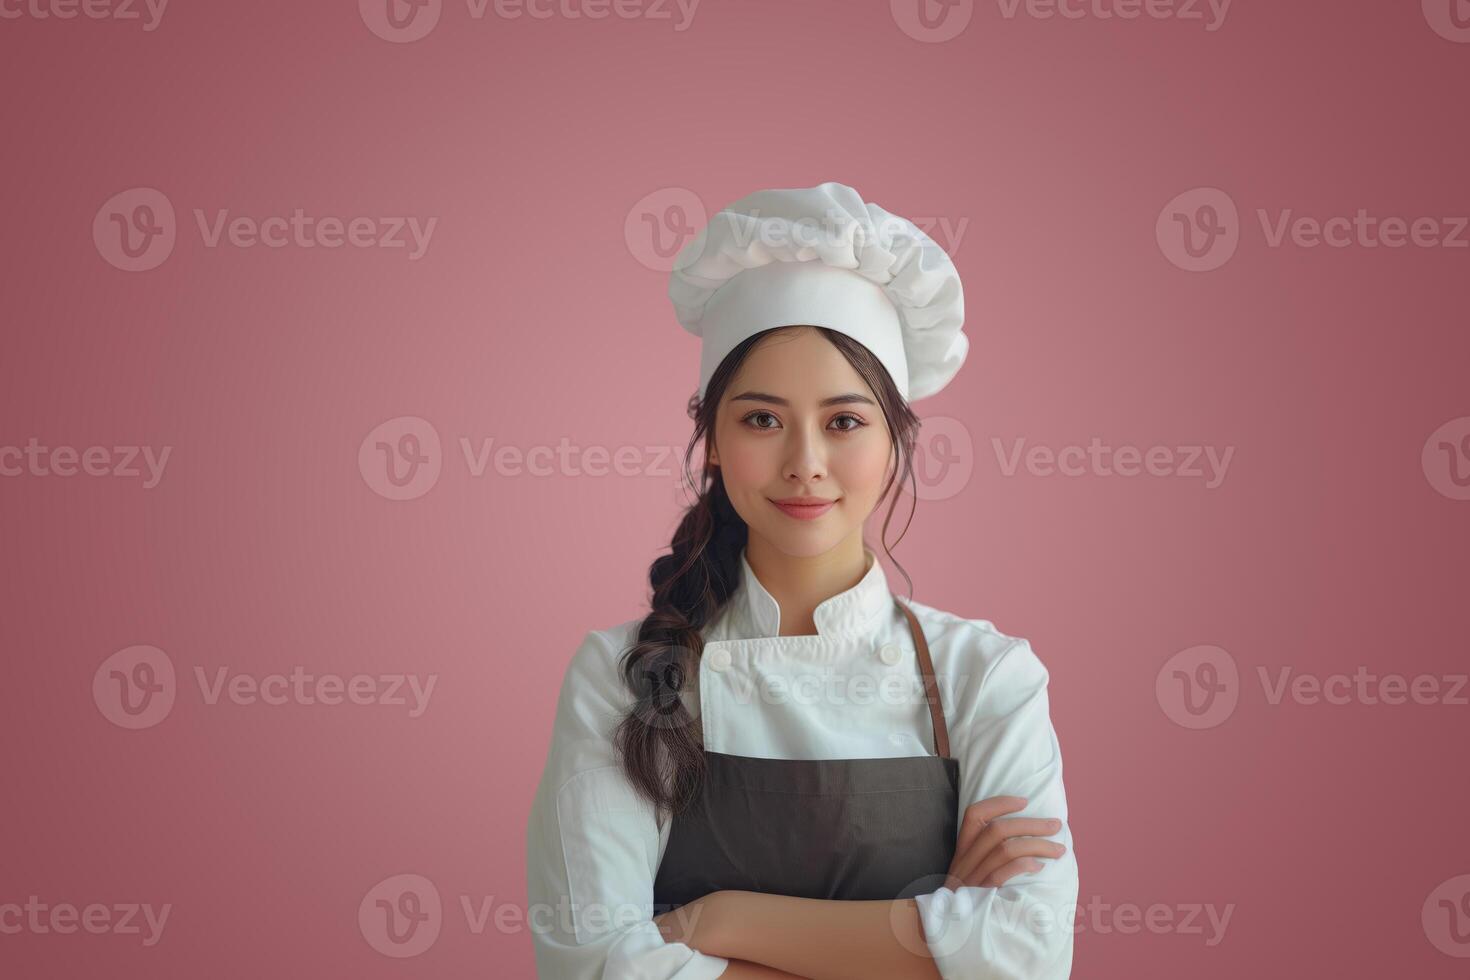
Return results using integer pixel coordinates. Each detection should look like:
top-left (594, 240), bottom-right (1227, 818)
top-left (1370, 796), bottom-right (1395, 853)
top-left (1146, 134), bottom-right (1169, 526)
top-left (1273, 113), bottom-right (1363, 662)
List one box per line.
top-left (668, 181), bottom-right (968, 404)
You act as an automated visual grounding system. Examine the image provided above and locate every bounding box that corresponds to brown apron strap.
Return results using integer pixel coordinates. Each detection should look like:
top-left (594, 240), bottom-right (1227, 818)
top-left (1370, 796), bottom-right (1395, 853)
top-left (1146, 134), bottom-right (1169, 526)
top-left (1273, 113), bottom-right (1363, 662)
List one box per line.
top-left (894, 597), bottom-right (949, 758)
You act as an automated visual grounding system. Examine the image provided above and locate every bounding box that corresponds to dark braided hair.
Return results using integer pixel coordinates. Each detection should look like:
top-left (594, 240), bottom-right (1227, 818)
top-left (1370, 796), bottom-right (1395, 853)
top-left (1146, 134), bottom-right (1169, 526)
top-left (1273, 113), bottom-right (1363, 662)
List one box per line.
top-left (612, 325), bottom-right (924, 824)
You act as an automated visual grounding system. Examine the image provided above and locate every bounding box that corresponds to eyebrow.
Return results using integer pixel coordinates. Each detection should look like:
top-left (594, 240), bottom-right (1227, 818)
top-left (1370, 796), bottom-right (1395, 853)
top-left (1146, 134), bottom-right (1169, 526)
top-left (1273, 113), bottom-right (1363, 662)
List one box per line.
top-left (728, 390), bottom-right (877, 408)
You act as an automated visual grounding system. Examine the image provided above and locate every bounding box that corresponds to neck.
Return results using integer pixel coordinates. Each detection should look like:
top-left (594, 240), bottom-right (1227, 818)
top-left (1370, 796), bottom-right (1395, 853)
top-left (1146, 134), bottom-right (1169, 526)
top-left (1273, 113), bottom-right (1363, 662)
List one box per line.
top-left (744, 532), bottom-right (871, 636)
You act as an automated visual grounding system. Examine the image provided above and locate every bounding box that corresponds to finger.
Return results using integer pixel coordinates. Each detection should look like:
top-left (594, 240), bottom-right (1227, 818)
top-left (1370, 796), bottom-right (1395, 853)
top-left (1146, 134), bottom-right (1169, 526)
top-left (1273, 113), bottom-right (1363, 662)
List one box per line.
top-left (968, 840), bottom-right (1067, 888)
top-left (950, 816), bottom-right (1061, 883)
top-left (981, 857), bottom-right (1043, 888)
top-left (954, 796), bottom-right (1029, 858)
top-left (964, 836), bottom-right (1067, 888)
top-left (952, 817), bottom-right (1064, 884)
top-left (954, 833), bottom-right (1063, 887)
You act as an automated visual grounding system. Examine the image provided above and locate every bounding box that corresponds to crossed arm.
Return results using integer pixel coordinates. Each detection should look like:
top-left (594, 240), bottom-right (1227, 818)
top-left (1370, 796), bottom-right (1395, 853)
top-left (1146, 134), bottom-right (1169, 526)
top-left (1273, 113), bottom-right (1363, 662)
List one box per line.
top-left (656, 794), bottom-right (1070, 980)
top-left (660, 890), bottom-right (942, 980)
top-left (530, 631), bottom-right (1076, 980)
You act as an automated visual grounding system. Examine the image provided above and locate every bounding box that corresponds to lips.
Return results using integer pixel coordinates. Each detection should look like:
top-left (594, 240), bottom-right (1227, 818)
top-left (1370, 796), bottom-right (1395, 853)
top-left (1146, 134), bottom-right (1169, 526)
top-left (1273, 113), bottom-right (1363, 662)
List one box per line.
top-left (770, 498), bottom-right (837, 520)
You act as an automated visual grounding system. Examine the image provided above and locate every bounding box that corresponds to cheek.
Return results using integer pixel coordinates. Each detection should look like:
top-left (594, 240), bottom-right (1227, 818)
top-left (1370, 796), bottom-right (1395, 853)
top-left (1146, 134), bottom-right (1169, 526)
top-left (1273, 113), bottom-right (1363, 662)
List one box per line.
top-left (717, 437), bottom-right (775, 490)
top-left (832, 441), bottom-right (892, 498)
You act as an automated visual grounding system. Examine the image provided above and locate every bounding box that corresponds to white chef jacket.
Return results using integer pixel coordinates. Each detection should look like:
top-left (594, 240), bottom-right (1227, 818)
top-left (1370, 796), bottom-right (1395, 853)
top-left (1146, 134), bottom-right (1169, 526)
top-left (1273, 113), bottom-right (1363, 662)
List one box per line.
top-left (525, 546), bottom-right (1078, 979)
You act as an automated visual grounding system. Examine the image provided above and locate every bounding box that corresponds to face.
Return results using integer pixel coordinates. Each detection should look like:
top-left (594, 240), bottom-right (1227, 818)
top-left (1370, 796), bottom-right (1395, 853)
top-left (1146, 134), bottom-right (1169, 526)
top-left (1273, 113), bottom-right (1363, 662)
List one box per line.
top-left (707, 327), bottom-right (894, 559)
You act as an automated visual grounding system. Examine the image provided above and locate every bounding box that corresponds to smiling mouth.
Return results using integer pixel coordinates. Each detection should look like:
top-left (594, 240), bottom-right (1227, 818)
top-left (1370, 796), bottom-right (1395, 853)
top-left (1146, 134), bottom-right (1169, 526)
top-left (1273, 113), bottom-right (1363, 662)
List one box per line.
top-left (769, 498), bottom-right (837, 520)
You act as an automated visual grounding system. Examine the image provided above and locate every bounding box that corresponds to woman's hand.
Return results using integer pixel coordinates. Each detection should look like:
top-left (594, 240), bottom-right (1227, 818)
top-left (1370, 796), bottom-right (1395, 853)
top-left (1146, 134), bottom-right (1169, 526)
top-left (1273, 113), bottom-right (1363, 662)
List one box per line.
top-left (945, 795), bottom-right (1067, 888)
top-left (653, 894), bottom-right (720, 951)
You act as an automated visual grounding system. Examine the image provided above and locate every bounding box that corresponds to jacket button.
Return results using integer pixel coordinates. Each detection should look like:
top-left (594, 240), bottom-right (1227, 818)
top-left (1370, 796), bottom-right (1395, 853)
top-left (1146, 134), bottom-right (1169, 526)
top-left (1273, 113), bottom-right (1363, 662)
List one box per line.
top-left (878, 643), bottom-right (902, 666)
top-left (707, 648), bottom-right (732, 672)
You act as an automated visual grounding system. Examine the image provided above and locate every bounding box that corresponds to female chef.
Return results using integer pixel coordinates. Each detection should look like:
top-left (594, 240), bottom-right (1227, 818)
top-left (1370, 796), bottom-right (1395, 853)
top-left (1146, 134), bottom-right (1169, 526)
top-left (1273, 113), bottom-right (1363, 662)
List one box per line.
top-left (525, 182), bottom-right (1078, 979)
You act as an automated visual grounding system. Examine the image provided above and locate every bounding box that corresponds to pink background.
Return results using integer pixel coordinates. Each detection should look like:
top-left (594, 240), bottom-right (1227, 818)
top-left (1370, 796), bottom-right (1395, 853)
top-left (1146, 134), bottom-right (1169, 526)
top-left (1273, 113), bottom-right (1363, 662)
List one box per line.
top-left (3, 0), bottom-right (1469, 976)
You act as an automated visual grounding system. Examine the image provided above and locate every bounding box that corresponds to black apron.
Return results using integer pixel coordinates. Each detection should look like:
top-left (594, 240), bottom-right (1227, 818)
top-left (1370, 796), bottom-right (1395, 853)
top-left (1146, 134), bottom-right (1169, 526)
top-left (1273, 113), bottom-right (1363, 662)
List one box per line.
top-left (653, 597), bottom-right (960, 911)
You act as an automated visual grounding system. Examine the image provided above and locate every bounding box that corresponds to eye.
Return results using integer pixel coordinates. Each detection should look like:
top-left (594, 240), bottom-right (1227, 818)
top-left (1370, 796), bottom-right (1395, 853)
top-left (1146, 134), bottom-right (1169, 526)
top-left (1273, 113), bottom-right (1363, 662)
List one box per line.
top-left (738, 411), bottom-right (868, 433)
top-left (741, 410), bottom-right (781, 430)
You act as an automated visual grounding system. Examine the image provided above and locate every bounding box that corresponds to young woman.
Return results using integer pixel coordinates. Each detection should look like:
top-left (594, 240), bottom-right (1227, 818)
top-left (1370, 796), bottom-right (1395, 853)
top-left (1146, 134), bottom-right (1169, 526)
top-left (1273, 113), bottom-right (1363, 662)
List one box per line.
top-left (526, 182), bottom-right (1078, 979)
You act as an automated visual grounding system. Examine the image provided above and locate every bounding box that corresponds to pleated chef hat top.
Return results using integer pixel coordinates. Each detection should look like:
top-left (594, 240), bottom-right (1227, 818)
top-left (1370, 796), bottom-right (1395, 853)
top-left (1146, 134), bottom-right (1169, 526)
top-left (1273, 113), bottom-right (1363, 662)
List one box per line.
top-left (668, 181), bottom-right (968, 404)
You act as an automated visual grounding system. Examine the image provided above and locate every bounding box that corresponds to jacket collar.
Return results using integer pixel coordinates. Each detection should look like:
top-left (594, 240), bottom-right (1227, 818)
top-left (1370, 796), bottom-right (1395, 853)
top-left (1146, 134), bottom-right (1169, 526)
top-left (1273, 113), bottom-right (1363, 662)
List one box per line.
top-left (722, 544), bottom-right (892, 640)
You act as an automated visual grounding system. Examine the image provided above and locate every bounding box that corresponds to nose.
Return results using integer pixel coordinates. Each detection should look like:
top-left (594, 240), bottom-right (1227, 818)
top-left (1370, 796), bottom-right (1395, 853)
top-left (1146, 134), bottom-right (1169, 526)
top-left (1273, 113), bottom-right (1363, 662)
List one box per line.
top-left (783, 425), bottom-right (827, 485)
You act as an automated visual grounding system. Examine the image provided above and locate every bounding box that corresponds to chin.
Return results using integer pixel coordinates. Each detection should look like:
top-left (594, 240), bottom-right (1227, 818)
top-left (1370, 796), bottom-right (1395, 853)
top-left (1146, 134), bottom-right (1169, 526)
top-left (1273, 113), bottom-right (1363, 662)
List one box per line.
top-left (759, 527), bottom-right (849, 559)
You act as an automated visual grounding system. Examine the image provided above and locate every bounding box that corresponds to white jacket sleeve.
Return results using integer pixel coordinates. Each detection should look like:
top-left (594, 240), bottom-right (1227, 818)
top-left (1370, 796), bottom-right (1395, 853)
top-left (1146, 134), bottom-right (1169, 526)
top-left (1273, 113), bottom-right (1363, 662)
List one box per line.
top-left (912, 635), bottom-right (1079, 980)
top-left (525, 628), bottom-right (731, 980)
